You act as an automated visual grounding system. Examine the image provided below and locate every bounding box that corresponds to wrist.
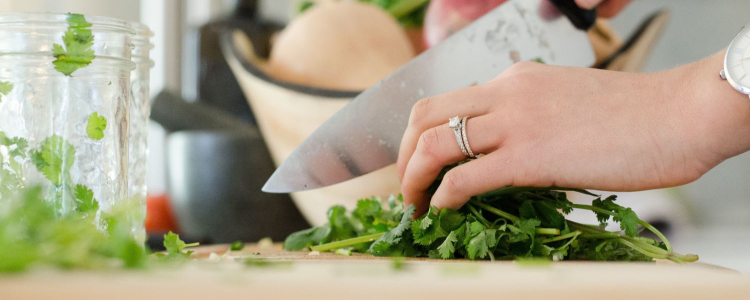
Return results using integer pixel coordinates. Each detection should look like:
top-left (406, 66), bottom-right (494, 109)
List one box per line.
top-left (684, 50), bottom-right (750, 161)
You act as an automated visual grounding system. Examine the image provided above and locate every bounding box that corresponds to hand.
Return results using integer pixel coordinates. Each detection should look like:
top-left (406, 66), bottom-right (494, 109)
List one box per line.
top-left (397, 51), bottom-right (750, 215)
top-left (575, 0), bottom-right (633, 18)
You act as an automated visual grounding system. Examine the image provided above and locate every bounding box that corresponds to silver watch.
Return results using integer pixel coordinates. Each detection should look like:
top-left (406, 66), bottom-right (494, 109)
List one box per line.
top-left (721, 24), bottom-right (750, 98)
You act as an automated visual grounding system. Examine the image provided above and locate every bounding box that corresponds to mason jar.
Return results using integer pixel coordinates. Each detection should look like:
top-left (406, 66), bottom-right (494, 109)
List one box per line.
top-left (127, 22), bottom-right (154, 243)
top-left (0, 13), bottom-right (135, 227)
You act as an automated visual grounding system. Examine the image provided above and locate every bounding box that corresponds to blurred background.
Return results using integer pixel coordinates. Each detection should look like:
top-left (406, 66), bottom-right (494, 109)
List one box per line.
top-left (1, 0), bottom-right (749, 272)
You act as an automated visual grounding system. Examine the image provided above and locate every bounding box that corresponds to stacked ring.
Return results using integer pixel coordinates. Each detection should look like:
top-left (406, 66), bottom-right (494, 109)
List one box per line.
top-left (448, 116), bottom-right (470, 158)
top-left (461, 116), bottom-right (475, 158)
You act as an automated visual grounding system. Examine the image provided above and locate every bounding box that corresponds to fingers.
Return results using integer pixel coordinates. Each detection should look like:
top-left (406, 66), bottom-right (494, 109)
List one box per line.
top-left (430, 151), bottom-right (523, 210)
top-left (397, 85), bottom-right (492, 181)
top-left (401, 116), bottom-right (503, 215)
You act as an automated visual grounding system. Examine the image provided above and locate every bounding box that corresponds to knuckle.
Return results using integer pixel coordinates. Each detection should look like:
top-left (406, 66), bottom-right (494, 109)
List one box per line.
top-left (441, 169), bottom-right (467, 195)
top-left (416, 127), bottom-right (442, 162)
top-left (409, 97), bottom-right (434, 128)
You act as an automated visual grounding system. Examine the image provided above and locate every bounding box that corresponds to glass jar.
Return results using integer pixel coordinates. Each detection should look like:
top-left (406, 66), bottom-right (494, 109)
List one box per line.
top-left (127, 22), bottom-right (154, 243)
top-left (0, 13), bottom-right (135, 228)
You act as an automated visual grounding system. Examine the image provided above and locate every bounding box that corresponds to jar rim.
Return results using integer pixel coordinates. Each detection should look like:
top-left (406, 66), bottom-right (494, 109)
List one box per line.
top-left (0, 12), bottom-right (135, 35)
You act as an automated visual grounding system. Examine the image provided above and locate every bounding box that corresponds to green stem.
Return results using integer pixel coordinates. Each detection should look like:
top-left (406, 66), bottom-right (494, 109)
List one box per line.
top-left (535, 228), bottom-right (561, 235)
top-left (467, 204), bottom-right (492, 227)
top-left (471, 201), bottom-right (519, 222)
top-left (557, 231), bottom-right (582, 251)
top-left (540, 231), bottom-right (581, 244)
top-left (570, 204), bottom-right (672, 252)
top-left (184, 243), bottom-right (200, 248)
top-left (310, 233), bottom-right (384, 252)
top-left (617, 239), bottom-right (668, 260)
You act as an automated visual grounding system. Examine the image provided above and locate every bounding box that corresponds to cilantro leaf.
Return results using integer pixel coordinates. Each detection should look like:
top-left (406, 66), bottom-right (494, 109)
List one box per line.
top-left (162, 231), bottom-right (199, 259)
top-left (283, 225), bottom-right (331, 251)
top-left (519, 201), bottom-right (537, 220)
top-left (615, 208), bottom-right (639, 237)
top-left (369, 204), bottom-right (415, 256)
top-left (52, 14), bottom-right (95, 76)
top-left (327, 205), bottom-right (357, 242)
top-left (86, 112), bottom-right (107, 140)
top-left (30, 135), bottom-right (76, 186)
top-left (533, 201), bottom-right (566, 230)
top-left (74, 184), bottom-right (98, 213)
top-left (437, 231), bottom-right (458, 259)
top-left (467, 227), bottom-right (498, 260)
top-left (0, 81), bottom-right (12, 103)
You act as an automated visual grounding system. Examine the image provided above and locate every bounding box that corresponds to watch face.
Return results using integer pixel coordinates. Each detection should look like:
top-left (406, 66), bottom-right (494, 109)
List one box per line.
top-left (725, 25), bottom-right (750, 92)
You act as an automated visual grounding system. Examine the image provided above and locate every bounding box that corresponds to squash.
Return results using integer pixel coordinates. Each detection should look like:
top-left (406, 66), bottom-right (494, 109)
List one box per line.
top-left (267, 1), bottom-right (416, 90)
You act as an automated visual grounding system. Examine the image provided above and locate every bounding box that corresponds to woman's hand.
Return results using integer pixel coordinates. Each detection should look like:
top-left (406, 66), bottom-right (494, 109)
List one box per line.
top-left (397, 51), bottom-right (750, 215)
top-left (575, 0), bottom-right (633, 18)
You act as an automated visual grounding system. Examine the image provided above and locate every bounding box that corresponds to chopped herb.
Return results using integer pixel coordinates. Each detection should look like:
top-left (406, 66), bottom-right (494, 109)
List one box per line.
top-left (335, 248), bottom-right (353, 256)
top-left (73, 184), bottom-right (98, 213)
top-left (86, 112), bottom-right (107, 140)
top-left (161, 231), bottom-right (199, 260)
top-left (52, 13), bottom-right (95, 76)
top-left (230, 241), bottom-right (245, 251)
top-left (30, 135), bottom-right (76, 187)
top-left (0, 81), bottom-right (12, 103)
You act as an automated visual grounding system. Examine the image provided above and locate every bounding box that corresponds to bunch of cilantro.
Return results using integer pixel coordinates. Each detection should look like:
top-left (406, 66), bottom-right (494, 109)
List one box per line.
top-left (284, 166), bottom-right (698, 263)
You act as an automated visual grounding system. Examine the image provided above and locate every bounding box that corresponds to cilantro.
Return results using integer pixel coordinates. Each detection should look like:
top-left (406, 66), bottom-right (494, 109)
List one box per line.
top-left (162, 231), bottom-right (199, 259)
top-left (0, 185), bottom-right (149, 272)
top-left (230, 241), bottom-right (245, 251)
top-left (335, 248), bottom-right (353, 256)
top-left (86, 112), bottom-right (107, 140)
top-left (73, 184), bottom-right (98, 213)
top-left (284, 165), bottom-right (697, 263)
top-left (30, 135), bottom-right (76, 187)
top-left (283, 226), bottom-right (331, 251)
top-left (0, 81), bottom-right (12, 103)
top-left (52, 13), bottom-right (95, 76)
top-left (436, 231), bottom-right (458, 259)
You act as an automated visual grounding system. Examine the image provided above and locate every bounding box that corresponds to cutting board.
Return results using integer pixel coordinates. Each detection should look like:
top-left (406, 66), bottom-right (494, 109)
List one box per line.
top-left (2, 243), bottom-right (749, 300)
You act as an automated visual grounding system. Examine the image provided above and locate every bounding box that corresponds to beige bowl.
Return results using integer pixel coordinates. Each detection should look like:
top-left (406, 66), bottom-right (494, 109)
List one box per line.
top-left (222, 31), bottom-right (401, 226)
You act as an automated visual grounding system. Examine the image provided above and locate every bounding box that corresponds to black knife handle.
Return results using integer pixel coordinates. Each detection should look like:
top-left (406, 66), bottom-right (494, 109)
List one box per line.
top-left (548, 0), bottom-right (597, 31)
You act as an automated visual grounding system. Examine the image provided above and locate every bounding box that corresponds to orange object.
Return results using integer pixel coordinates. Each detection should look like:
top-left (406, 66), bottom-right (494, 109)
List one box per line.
top-left (145, 193), bottom-right (180, 233)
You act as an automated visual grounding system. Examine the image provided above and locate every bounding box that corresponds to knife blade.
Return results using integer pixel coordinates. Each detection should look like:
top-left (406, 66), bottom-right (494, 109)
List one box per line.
top-left (263, 0), bottom-right (596, 193)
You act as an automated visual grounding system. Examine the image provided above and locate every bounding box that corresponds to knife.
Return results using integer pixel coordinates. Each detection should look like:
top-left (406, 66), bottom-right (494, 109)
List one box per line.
top-left (263, 0), bottom-right (597, 193)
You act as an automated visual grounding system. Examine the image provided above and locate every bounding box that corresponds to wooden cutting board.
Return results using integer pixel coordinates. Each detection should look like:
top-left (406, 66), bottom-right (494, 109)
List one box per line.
top-left (2, 243), bottom-right (749, 300)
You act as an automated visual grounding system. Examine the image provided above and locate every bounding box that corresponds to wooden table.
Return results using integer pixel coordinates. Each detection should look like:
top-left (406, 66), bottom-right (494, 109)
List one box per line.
top-left (3, 244), bottom-right (749, 300)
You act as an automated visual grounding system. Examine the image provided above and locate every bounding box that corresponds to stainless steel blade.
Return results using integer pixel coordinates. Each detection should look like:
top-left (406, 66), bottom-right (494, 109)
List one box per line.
top-left (263, 0), bottom-right (595, 193)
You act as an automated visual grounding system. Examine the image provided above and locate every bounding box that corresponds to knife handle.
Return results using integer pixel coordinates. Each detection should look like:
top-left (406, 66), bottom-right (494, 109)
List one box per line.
top-left (548, 0), bottom-right (597, 31)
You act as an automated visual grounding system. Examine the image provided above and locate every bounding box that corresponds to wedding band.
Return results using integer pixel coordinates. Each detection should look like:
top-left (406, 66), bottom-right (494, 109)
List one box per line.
top-left (448, 116), bottom-right (470, 157)
top-left (461, 116), bottom-right (475, 158)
